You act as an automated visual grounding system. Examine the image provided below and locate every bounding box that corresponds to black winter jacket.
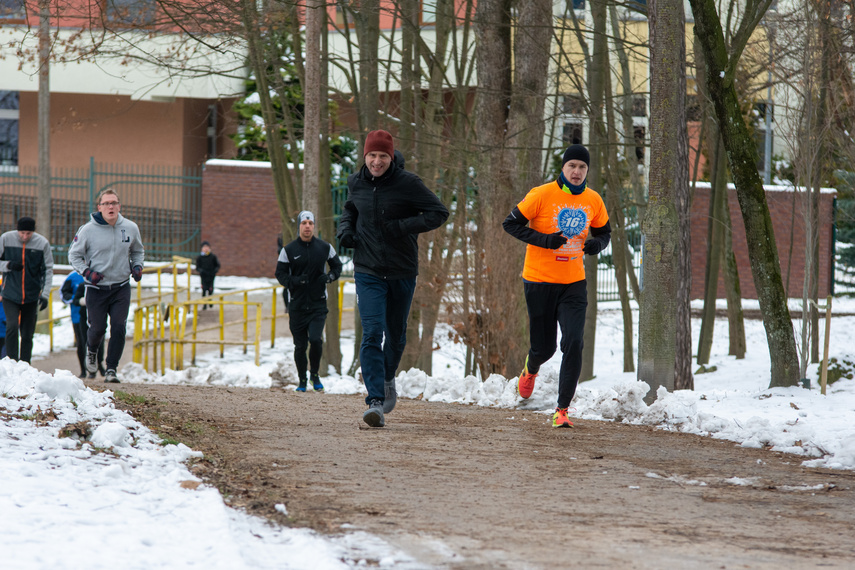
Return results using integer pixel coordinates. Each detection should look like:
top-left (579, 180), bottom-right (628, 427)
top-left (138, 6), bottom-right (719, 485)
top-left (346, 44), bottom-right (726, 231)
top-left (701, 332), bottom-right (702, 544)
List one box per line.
top-left (336, 155), bottom-right (449, 279)
top-left (275, 236), bottom-right (343, 313)
top-left (195, 253), bottom-right (221, 279)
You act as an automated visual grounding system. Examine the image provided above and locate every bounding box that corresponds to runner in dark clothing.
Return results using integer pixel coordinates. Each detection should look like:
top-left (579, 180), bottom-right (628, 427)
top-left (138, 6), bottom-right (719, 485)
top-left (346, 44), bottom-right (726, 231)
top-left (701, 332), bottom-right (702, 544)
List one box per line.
top-left (276, 210), bottom-right (342, 392)
top-left (336, 129), bottom-right (449, 427)
top-left (195, 241), bottom-right (221, 309)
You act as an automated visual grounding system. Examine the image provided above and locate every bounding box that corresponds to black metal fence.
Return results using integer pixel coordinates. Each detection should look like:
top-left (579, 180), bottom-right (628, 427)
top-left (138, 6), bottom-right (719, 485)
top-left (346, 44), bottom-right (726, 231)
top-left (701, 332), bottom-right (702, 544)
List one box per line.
top-left (0, 159), bottom-right (202, 264)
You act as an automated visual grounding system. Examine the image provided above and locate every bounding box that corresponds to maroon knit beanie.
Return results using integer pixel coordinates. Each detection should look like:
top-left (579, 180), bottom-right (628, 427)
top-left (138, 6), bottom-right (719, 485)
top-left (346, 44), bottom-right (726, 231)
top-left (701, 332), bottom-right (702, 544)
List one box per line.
top-left (364, 130), bottom-right (394, 157)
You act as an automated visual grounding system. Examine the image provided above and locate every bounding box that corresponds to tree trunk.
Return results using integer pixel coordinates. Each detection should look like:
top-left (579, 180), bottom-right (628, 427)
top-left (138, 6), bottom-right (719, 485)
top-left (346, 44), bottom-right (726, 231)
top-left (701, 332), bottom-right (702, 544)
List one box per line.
top-left (722, 196), bottom-right (747, 359)
top-left (580, 0), bottom-right (608, 382)
top-left (690, 0), bottom-right (799, 388)
top-left (603, 67), bottom-right (634, 373)
top-left (639, 0), bottom-right (692, 399)
top-left (697, 134), bottom-right (727, 365)
top-left (37, 0), bottom-right (51, 241)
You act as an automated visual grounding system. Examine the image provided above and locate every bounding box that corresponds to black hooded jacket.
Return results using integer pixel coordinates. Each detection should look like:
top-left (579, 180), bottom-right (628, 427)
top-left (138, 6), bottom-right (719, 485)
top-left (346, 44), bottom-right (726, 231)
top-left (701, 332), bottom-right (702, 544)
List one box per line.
top-left (336, 152), bottom-right (449, 279)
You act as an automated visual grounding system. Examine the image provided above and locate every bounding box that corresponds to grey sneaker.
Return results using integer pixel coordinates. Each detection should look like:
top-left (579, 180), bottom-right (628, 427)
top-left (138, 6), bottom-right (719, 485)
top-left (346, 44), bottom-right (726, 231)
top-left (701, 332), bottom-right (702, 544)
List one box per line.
top-left (104, 369), bottom-right (120, 383)
top-left (362, 399), bottom-right (385, 428)
top-left (383, 379), bottom-right (397, 413)
top-left (86, 349), bottom-right (98, 375)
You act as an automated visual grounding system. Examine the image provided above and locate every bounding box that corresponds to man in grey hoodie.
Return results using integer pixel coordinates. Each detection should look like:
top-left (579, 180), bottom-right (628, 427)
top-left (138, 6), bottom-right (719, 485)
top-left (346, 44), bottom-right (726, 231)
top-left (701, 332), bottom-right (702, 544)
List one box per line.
top-left (68, 189), bottom-right (145, 383)
top-left (0, 216), bottom-right (54, 363)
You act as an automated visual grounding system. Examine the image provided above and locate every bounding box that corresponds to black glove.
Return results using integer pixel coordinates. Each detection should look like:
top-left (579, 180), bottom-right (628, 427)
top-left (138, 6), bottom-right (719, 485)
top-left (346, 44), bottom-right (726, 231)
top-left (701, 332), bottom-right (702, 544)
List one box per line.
top-left (295, 274), bottom-right (309, 286)
top-left (39, 296), bottom-right (48, 311)
top-left (132, 265), bottom-right (143, 282)
top-left (7, 260), bottom-right (23, 271)
top-left (583, 238), bottom-right (606, 255)
top-left (83, 268), bottom-right (104, 285)
top-left (543, 231), bottom-right (568, 250)
top-left (339, 233), bottom-right (357, 249)
top-left (384, 220), bottom-right (404, 237)
top-left (324, 272), bottom-right (336, 284)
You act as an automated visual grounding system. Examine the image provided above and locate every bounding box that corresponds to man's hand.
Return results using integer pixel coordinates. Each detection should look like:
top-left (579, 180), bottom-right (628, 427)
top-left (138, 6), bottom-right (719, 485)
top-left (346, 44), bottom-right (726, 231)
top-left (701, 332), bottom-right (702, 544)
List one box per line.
top-left (82, 268), bottom-right (104, 285)
top-left (583, 239), bottom-right (605, 255)
top-left (296, 274), bottom-right (309, 285)
top-left (339, 233), bottom-right (357, 249)
top-left (6, 260), bottom-right (23, 271)
top-left (78, 296), bottom-right (86, 307)
top-left (39, 297), bottom-right (48, 311)
top-left (132, 265), bottom-right (143, 282)
top-left (544, 231), bottom-right (568, 250)
top-left (324, 272), bottom-right (336, 284)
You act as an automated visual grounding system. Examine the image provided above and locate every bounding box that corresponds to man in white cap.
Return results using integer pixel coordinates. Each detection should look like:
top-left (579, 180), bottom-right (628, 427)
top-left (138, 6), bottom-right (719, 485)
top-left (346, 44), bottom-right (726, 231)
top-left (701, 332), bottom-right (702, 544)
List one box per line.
top-left (276, 210), bottom-right (343, 392)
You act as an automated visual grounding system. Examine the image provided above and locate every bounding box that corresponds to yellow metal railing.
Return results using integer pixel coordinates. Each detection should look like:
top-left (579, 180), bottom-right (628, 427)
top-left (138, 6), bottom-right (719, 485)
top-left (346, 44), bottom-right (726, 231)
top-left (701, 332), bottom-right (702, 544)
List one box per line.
top-left (36, 286), bottom-right (64, 352)
top-left (133, 298), bottom-right (264, 374)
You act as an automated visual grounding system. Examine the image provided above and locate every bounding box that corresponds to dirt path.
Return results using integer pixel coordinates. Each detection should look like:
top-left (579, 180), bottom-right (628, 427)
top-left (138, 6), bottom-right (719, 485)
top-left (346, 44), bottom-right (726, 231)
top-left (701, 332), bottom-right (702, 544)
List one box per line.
top-left (29, 362), bottom-right (850, 569)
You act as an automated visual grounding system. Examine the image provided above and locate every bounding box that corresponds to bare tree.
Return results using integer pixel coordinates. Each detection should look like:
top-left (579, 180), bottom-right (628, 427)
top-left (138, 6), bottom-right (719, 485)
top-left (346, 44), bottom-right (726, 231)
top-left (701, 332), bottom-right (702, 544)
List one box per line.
top-left (689, 0), bottom-right (800, 388)
top-left (638, 0), bottom-right (692, 397)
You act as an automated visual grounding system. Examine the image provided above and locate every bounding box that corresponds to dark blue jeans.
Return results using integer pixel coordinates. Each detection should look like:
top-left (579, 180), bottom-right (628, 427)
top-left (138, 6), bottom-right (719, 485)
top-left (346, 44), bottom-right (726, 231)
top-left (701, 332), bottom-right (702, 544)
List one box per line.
top-left (354, 273), bottom-right (416, 405)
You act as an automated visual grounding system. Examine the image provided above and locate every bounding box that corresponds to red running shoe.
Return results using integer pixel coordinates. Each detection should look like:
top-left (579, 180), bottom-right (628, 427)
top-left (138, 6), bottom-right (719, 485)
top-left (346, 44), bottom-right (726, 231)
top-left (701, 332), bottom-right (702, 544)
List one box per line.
top-left (517, 356), bottom-right (537, 399)
top-left (552, 407), bottom-right (574, 428)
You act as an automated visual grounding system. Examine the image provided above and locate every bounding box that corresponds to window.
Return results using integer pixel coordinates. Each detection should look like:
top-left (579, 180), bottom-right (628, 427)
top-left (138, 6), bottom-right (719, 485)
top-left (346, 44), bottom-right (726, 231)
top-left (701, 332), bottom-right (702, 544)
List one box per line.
top-left (104, 0), bottom-right (157, 26)
top-left (572, 0), bottom-right (585, 9)
top-left (563, 95), bottom-right (585, 116)
top-left (0, 91), bottom-right (19, 167)
top-left (422, 0), bottom-right (437, 24)
top-left (563, 122), bottom-right (583, 145)
top-left (632, 96), bottom-right (646, 117)
top-left (0, 0), bottom-right (24, 19)
top-left (634, 126), bottom-right (645, 163)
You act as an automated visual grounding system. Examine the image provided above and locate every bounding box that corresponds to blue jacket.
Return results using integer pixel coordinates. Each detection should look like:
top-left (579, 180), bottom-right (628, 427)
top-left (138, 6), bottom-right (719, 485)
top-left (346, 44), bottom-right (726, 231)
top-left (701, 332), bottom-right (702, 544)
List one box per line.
top-left (61, 272), bottom-right (85, 324)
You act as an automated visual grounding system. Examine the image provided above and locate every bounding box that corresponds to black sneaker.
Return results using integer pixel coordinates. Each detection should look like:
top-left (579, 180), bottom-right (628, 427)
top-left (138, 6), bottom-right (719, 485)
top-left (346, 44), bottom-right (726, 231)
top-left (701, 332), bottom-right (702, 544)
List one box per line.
top-left (296, 379), bottom-right (307, 392)
top-left (383, 379), bottom-right (397, 413)
top-left (104, 369), bottom-right (120, 383)
top-left (310, 373), bottom-right (324, 392)
top-left (362, 399), bottom-right (385, 428)
top-left (86, 350), bottom-right (98, 375)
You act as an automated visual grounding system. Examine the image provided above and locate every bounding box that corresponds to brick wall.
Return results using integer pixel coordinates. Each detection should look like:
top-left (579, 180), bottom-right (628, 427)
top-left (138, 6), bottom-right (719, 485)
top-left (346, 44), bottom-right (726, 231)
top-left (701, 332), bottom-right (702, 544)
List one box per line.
top-left (201, 160), bottom-right (282, 277)
top-left (689, 183), bottom-right (836, 299)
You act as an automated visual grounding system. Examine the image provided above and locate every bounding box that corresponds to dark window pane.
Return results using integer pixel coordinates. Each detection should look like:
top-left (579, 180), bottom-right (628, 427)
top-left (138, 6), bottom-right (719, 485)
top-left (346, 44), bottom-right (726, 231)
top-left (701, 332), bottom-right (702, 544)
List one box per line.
top-left (105, 0), bottom-right (157, 26)
top-left (0, 0), bottom-right (24, 18)
top-left (0, 90), bottom-right (19, 110)
top-left (634, 126), bottom-right (645, 162)
top-left (0, 119), bottom-right (19, 166)
top-left (572, 0), bottom-right (585, 9)
top-left (563, 122), bottom-right (583, 145)
top-left (563, 95), bottom-right (585, 115)
top-left (632, 96), bottom-right (646, 117)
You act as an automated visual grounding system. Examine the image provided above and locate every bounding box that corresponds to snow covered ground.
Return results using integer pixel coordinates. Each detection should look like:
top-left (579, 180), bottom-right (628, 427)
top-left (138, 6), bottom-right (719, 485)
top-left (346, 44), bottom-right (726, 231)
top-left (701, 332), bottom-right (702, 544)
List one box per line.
top-left (3, 270), bottom-right (854, 568)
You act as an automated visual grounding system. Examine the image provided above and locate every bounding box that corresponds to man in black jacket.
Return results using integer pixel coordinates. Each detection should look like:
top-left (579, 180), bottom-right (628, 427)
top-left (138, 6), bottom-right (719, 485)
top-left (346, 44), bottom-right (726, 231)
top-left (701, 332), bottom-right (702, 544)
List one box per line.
top-left (0, 217), bottom-right (54, 363)
top-left (276, 210), bottom-right (343, 392)
top-left (336, 130), bottom-right (449, 427)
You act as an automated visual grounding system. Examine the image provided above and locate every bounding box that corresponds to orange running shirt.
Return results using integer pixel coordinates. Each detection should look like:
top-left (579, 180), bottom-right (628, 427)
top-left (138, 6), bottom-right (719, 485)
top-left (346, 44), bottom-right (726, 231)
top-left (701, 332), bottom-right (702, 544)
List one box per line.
top-left (516, 180), bottom-right (609, 284)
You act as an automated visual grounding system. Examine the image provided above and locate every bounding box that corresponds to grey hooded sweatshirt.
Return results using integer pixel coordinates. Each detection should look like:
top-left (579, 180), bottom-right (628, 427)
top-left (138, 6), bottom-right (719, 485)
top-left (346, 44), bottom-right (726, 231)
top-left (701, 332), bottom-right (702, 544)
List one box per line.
top-left (68, 212), bottom-right (145, 287)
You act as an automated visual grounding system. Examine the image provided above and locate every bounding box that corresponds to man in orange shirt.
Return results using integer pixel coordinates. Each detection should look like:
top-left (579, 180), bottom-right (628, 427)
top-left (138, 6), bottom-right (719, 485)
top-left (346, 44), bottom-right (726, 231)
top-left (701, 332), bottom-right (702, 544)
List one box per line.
top-left (502, 144), bottom-right (611, 427)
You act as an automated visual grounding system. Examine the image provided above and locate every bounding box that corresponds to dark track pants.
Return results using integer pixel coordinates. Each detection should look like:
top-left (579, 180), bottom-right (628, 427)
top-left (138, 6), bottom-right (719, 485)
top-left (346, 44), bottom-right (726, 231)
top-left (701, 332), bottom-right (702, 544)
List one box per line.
top-left (289, 308), bottom-right (328, 381)
top-left (354, 273), bottom-right (416, 405)
top-left (73, 312), bottom-right (104, 376)
top-left (2, 299), bottom-right (38, 363)
top-left (85, 283), bottom-right (131, 371)
top-left (523, 279), bottom-right (588, 409)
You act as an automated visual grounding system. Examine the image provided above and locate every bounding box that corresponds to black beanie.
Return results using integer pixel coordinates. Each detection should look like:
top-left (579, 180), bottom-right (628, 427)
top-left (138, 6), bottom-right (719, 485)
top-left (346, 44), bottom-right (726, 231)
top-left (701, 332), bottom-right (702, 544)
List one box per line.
top-left (562, 144), bottom-right (590, 168)
top-left (17, 217), bottom-right (36, 232)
